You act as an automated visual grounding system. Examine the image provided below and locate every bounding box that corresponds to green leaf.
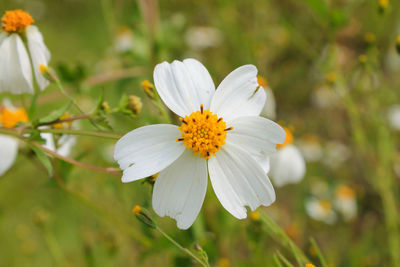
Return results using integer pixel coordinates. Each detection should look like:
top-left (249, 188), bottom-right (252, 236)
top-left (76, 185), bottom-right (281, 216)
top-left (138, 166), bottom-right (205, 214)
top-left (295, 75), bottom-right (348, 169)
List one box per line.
top-left (30, 145), bottom-right (54, 177)
top-left (38, 102), bottom-right (72, 124)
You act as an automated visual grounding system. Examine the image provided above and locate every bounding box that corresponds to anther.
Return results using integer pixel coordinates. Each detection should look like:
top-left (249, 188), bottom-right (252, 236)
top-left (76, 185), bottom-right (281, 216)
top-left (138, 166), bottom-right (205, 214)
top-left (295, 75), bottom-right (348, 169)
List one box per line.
top-left (224, 127), bottom-right (234, 131)
top-left (217, 118), bottom-right (222, 123)
top-left (207, 152), bottom-right (210, 157)
top-left (200, 104), bottom-right (204, 114)
top-left (179, 117), bottom-right (188, 124)
top-left (206, 115), bottom-right (209, 119)
top-left (176, 138), bottom-right (184, 142)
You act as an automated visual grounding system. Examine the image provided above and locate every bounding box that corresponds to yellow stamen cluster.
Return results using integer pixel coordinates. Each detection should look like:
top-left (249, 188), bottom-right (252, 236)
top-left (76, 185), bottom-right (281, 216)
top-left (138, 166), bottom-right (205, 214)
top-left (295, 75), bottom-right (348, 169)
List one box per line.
top-left (277, 126), bottom-right (293, 149)
top-left (0, 107), bottom-right (28, 128)
top-left (132, 205), bottom-right (142, 215)
top-left (319, 200), bottom-right (332, 211)
top-left (178, 105), bottom-right (229, 159)
top-left (1, 10), bottom-right (34, 34)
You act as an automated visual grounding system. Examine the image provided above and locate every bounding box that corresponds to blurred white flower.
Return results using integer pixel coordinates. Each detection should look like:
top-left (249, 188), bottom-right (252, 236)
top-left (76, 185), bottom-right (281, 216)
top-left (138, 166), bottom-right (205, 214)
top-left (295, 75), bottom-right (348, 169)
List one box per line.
top-left (0, 101), bottom-right (28, 176)
top-left (387, 105), bottom-right (400, 131)
top-left (334, 185), bottom-right (357, 222)
top-left (269, 127), bottom-right (306, 187)
top-left (113, 27), bottom-right (134, 53)
top-left (258, 76), bottom-right (276, 120)
top-left (41, 133), bottom-right (76, 157)
top-left (305, 198), bottom-right (337, 224)
top-left (298, 135), bottom-right (323, 162)
top-left (185, 26), bottom-right (222, 50)
top-left (114, 58), bottom-right (285, 229)
top-left (311, 84), bottom-right (340, 109)
top-left (0, 9), bottom-right (50, 94)
top-left (323, 141), bottom-right (350, 169)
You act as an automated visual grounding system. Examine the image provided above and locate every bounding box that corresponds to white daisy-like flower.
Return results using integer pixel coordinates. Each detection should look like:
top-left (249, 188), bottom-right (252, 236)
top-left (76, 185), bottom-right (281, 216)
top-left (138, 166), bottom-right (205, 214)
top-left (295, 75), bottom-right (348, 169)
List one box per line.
top-left (114, 58), bottom-right (286, 229)
top-left (269, 127), bottom-right (306, 187)
top-left (0, 9), bottom-right (50, 94)
top-left (387, 105), bottom-right (400, 131)
top-left (305, 198), bottom-right (337, 225)
top-left (258, 76), bottom-right (276, 120)
top-left (334, 185), bottom-right (357, 222)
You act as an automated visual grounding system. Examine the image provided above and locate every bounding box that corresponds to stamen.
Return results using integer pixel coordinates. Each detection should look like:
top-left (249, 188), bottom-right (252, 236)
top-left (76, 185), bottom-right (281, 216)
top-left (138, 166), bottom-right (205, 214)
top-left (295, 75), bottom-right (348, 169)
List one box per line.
top-left (179, 117), bottom-right (187, 124)
top-left (217, 118), bottom-right (222, 123)
top-left (200, 104), bottom-right (204, 114)
top-left (176, 138), bottom-right (184, 142)
top-left (224, 127), bottom-right (234, 131)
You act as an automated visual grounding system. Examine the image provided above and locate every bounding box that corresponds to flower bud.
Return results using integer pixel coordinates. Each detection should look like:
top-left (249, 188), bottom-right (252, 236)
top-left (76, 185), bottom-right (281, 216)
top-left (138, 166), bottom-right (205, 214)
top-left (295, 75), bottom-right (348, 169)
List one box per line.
top-left (132, 205), bottom-right (156, 228)
top-left (141, 80), bottom-right (156, 99)
top-left (249, 211), bottom-right (260, 221)
top-left (128, 96), bottom-right (142, 115)
top-left (101, 101), bottom-right (110, 113)
top-left (39, 64), bottom-right (59, 83)
top-left (52, 113), bottom-right (72, 129)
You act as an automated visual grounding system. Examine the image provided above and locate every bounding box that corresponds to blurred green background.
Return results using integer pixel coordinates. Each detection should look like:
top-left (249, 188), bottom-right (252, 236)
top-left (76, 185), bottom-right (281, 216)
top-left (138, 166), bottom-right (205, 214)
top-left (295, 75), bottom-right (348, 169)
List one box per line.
top-left (1, 0), bottom-right (400, 266)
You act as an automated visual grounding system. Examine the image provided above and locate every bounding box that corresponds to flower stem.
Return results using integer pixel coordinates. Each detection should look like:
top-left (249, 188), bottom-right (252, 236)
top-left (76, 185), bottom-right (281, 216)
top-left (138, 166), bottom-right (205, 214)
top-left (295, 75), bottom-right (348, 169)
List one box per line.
top-left (155, 226), bottom-right (209, 267)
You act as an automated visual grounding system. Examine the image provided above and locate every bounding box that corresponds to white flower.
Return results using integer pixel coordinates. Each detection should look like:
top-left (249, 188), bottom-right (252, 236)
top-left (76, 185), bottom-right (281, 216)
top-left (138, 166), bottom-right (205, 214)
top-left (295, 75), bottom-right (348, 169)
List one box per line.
top-left (258, 76), bottom-right (276, 120)
top-left (387, 105), bottom-right (400, 131)
top-left (298, 135), bottom-right (323, 163)
top-left (269, 127), bottom-right (306, 187)
top-left (41, 133), bottom-right (76, 158)
top-left (0, 134), bottom-right (19, 176)
top-left (114, 58), bottom-right (286, 229)
top-left (0, 10), bottom-right (50, 94)
top-left (334, 185), bottom-right (357, 222)
top-left (185, 27), bottom-right (223, 50)
top-left (305, 198), bottom-right (337, 224)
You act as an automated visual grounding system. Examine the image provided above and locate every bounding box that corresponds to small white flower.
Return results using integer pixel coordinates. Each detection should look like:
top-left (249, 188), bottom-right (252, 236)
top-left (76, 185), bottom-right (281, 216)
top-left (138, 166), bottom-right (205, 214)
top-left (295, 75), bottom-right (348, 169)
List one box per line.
top-left (323, 141), bottom-right (350, 169)
top-left (0, 10), bottom-right (50, 94)
top-left (258, 76), bottom-right (276, 120)
top-left (41, 133), bottom-right (76, 157)
top-left (334, 185), bottom-right (357, 222)
top-left (114, 58), bottom-right (286, 229)
top-left (0, 134), bottom-right (19, 176)
top-left (387, 105), bottom-right (400, 131)
top-left (113, 27), bottom-right (134, 53)
top-left (269, 127), bottom-right (306, 187)
top-left (185, 26), bottom-right (223, 50)
top-left (305, 198), bottom-right (337, 224)
top-left (298, 135), bottom-right (323, 163)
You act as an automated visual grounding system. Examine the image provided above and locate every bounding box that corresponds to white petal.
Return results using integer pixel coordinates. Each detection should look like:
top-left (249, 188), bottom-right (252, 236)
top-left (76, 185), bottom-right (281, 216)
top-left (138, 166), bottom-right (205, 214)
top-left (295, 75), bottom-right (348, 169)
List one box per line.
top-left (0, 34), bottom-right (33, 94)
top-left (210, 65), bottom-right (266, 122)
top-left (208, 144), bottom-right (275, 219)
top-left (226, 116), bottom-right (285, 172)
top-left (0, 32), bottom-right (6, 44)
top-left (26, 25), bottom-right (51, 91)
top-left (41, 132), bottom-right (56, 152)
top-left (260, 87), bottom-right (277, 120)
top-left (152, 150), bottom-right (208, 229)
top-left (153, 58), bottom-right (215, 117)
top-left (0, 135), bottom-right (19, 176)
top-left (56, 135), bottom-right (76, 157)
top-left (114, 124), bottom-right (185, 183)
top-left (269, 145), bottom-right (306, 187)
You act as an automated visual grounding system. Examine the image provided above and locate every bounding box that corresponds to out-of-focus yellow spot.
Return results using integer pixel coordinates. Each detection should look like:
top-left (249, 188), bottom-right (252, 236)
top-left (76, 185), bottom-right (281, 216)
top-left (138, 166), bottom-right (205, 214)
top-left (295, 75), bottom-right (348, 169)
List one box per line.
top-left (305, 264), bottom-right (316, 267)
top-left (277, 126), bottom-right (293, 149)
top-left (21, 239), bottom-right (37, 255)
top-left (1, 9), bottom-right (34, 34)
top-left (336, 185), bottom-right (355, 199)
top-left (325, 72), bottom-right (337, 84)
top-left (358, 55), bottom-right (367, 64)
top-left (128, 95), bottom-right (142, 115)
top-left (39, 64), bottom-right (47, 75)
top-left (52, 113), bottom-right (72, 129)
top-left (285, 223), bottom-right (300, 240)
top-left (257, 75), bottom-right (268, 88)
top-left (141, 80), bottom-right (155, 99)
top-left (379, 0), bottom-right (389, 9)
top-left (132, 205), bottom-right (142, 215)
top-left (364, 32), bottom-right (376, 44)
top-left (319, 200), bottom-right (332, 211)
top-left (0, 107), bottom-right (28, 128)
top-left (218, 258), bottom-right (230, 267)
top-left (249, 211), bottom-right (260, 221)
top-left (397, 36), bottom-right (400, 46)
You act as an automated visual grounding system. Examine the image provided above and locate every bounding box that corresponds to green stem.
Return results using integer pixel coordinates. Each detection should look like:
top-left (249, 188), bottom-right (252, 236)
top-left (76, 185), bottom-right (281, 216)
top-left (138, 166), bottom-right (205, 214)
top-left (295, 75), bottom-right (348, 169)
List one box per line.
top-left (155, 226), bottom-right (209, 267)
top-left (259, 212), bottom-right (310, 264)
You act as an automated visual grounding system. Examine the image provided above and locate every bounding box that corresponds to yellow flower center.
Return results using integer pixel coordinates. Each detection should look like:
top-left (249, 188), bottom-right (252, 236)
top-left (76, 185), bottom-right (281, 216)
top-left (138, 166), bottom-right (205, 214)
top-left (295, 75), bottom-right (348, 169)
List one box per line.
top-left (379, 0), bottom-right (389, 8)
top-left (319, 200), bottom-right (332, 212)
top-left (0, 107), bottom-right (28, 128)
top-left (277, 126), bottom-right (293, 149)
top-left (1, 10), bottom-right (34, 34)
top-left (336, 185), bottom-right (355, 199)
top-left (177, 105), bottom-right (230, 159)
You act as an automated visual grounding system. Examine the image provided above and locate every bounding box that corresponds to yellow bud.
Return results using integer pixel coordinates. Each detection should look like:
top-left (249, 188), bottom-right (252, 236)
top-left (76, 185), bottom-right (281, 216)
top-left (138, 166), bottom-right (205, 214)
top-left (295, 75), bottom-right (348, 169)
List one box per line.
top-left (305, 264), bottom-right (316, 267)
top-left (141, 80), bottom-right (156, 99)
top-left (39, 64), bottom-right (58, 83)
top-left (52, 113), bottom-right (72, 129)
top-left (364, 32), bottom-right (376, 45)
top-left (396, 36), bottom-right (400, 55)
top-left (325, 72), bottom-right (337, 84)
top-left (101, 101), bottom-right (110, 112)
top-left (249, 211), bottom-right (260, 221)
top-left (257, 75), bottom-right (268, 88)
top-left (128, 96), bottom-right (142, 115)
top-left (132, 205), bottom-right (142, 215)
